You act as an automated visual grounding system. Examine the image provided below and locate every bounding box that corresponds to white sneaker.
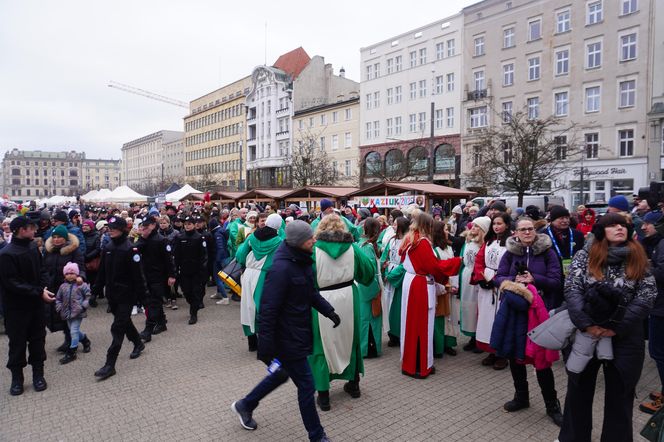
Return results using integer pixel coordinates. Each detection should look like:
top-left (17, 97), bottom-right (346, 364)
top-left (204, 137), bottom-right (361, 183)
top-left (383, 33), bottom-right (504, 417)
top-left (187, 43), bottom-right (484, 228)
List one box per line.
top-left (131, 306), bottom-right (138, 315)
top-left (216, 298), bottom-right (230, 305)
top-left (210, 293), bottom-right (223, 299)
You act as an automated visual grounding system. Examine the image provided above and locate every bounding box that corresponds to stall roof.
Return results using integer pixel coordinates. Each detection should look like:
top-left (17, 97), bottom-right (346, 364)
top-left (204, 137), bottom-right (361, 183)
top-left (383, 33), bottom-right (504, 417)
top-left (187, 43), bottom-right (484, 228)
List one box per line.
top-left (239, 188), bottom-right (292, 200)
top-left (282, 186), bottom-right (359, 200)
top-left (348, 182), bottom-right (476, 198)
top-left (209, 190), bottom-right (246, 201)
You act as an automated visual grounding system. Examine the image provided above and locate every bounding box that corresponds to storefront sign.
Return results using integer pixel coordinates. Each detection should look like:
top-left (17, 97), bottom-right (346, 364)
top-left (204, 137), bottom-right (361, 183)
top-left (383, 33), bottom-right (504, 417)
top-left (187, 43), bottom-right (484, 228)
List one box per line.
top-left (572, 167), bottom-right (628, 177)
top-left (354, 195), bottom-right (425, 208)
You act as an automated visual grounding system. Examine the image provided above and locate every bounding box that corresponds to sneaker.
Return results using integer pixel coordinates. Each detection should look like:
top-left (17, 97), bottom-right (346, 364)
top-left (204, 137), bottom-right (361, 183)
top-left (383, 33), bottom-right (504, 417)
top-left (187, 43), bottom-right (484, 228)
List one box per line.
top-left (640, 398), bottom-right (663, 415)
top-left (131, 306), bottom-right (138, 316)
top-left (171, 301), bottom-right (178, 310)
top-left (210, 293), bottom-right (223, 299)
top-left (231, 400), bottom-right (257, 430)
top-left (137, 307), bottom-right (144, 314)
top-left (216, 298), bottom-right (230, 305)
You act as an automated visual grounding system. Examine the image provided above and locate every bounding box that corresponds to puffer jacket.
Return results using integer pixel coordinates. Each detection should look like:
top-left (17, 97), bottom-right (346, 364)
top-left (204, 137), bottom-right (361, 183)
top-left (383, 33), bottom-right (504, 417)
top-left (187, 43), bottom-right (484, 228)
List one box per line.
top-left (495, 234), bottom-right (562, 309)
top-left (42, 233), bottom-right (86, 293)
top-left (55, 281), bottom-right (91, 320)
top-left (83, 230), bottom-right (101, 263)
top-left (490, 281), bottom-right (532, 361)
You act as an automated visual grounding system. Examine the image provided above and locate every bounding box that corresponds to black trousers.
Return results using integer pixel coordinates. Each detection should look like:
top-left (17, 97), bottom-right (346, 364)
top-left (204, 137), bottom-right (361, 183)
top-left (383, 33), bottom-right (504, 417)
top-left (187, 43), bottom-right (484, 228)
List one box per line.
top-left (106, 302), bottom-right (141, 367)
top-left (559, 358), bottom-right (635, 442)
top-left (145, 282), bottom-right (167, 329)
top-left (509, 359), bottom-right (557, 403)
top-left (5, 308), bottom-right (46, 371)
top-left (180, 276), bottom-right (204, 317)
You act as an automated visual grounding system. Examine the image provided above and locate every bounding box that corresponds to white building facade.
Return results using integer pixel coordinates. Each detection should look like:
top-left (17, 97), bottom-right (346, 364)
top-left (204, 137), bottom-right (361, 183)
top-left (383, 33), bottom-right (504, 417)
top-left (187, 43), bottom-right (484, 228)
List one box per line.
top-left (121, 130), bottom-right (183, 191)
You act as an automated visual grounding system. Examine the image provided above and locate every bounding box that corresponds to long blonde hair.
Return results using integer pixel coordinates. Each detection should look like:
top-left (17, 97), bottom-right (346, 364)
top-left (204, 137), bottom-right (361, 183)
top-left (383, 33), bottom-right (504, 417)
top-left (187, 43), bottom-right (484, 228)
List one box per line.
top-left (315, 214), bottom-right (346, 238)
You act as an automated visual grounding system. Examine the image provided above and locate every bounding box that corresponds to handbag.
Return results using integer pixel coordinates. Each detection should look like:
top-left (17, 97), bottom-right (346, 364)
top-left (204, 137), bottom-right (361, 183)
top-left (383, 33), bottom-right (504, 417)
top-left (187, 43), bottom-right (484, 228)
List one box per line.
top-left (642, 406), bottom-right (664, 442)
top-left (85, 256), bottom-right (101, 272)
top-left (371, 292), bottom-right (382, 317)
top-left (218, 258), bottom-right (243, 296)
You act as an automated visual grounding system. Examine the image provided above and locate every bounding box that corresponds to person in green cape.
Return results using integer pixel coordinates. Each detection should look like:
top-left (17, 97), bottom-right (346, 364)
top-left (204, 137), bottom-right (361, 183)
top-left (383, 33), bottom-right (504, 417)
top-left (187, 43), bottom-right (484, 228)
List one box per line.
top-left (226, 207), bottom-right (245, 258)
top-left (379, 216), bottom-right (409, 347)
top-left (310, 199), bottom-right (360, 242)
top-left (356, 217), bottom-right (383, 359)
top-left (431, 220), bottom-right (458, 358)
top-left (235, 214), bottom-right (283, 352)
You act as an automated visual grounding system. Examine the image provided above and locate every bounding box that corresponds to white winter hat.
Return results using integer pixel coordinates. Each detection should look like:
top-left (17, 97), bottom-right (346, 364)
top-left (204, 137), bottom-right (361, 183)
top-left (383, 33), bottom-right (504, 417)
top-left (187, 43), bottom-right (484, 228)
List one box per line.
top-left (452, 205), bottom-right (463, 215)
top-left (266, 213), bottom-right (282, 231)
top-left (472, 216), bottom-right (492, 233)
top-left (246, 211), bottom-right (258, 220)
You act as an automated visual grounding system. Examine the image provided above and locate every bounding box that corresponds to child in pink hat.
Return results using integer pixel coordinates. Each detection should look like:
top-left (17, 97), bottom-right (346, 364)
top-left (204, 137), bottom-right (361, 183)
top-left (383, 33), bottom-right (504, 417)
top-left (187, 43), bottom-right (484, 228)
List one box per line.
top-left (55, 262), bottom-right (92, 364)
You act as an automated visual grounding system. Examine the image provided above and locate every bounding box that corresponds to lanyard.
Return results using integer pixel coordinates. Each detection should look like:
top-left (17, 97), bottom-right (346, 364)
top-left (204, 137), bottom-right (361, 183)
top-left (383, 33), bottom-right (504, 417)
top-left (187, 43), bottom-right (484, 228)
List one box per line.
top-left (547, 226), bottom-right (573, 259)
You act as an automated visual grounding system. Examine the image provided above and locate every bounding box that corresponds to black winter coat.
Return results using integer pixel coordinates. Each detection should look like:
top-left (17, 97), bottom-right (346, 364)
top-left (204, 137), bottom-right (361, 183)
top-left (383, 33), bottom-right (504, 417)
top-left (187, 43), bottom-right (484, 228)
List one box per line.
top-left (0, 237), bottom-right (49, 311)
top-left (135, 230), bottom-right (176, 283)
top-left (258, 243), bottom-right (335, 361)
top-left (92, 234), bottom-right (149, 305)
top-left (173, 230), bottom-right (207, 277)
top-left (42, 233), bottom-right (86, 292)
top-left (643, 233), bottom-right (664, 317)
top-left (83, 230), bottom-right (101, 263)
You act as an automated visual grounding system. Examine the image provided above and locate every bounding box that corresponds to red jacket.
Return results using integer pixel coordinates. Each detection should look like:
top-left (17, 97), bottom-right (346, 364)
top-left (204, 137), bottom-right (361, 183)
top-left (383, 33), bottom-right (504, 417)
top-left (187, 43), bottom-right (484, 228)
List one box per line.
top-left (576, 208), bottom-right (596, 237)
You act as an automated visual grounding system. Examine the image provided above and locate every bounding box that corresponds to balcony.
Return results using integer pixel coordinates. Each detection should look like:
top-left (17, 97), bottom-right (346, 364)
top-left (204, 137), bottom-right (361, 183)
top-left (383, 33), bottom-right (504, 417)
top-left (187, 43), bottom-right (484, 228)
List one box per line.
top-left (276, 106), bottom-right (290, 115)
top-left (467, 89), bottom-right (488, 101)
top-left (276, 130), bottom-right (290, 140)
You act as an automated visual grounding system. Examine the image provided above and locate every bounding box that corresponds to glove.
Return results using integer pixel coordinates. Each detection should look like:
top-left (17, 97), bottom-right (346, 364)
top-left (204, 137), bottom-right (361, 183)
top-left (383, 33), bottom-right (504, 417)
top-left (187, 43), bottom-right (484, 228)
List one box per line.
top-left (329, 312), bottom-right (341, 328)
top-left (478, 279), bottom-right (494, 290)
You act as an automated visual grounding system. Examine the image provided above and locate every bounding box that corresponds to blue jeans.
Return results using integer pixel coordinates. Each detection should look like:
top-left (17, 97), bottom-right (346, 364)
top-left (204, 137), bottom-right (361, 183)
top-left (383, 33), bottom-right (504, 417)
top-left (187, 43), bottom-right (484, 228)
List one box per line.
top-left (67, 318), bottom-right (85, 349)
top-left (214, 257), bottom-right (231, 298)
top-left (243, 357), bottom-right (325, 441)
top-left (650, 315), bottom-right (664, 391)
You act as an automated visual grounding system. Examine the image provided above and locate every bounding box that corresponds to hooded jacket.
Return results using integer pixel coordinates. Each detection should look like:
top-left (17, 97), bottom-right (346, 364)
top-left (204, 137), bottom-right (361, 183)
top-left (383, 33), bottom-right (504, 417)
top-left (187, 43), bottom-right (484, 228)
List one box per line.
top-left (43, 233), bottom-right (86, 292)
top-left (576, 208), bottom-right (596, 237)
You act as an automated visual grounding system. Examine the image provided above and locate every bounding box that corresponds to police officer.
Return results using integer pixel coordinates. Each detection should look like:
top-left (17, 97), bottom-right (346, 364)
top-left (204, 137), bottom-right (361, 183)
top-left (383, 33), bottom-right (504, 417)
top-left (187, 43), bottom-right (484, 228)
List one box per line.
top-left (136, 215), bottom-right (176, 342)
top-left (174, 215), bottom-right (207, 325)
top-left (196, 216), bottom-right (216, 288)
top-left (92, 216), bottom-right (149, 381)
top-left (0, 216), bottom-right (52, 395)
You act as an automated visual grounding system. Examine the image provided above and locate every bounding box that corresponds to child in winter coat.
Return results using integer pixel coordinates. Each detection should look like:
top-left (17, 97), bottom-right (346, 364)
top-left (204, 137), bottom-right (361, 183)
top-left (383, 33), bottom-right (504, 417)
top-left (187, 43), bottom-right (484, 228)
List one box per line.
top-left (55, 262), bottom-right (91, 364)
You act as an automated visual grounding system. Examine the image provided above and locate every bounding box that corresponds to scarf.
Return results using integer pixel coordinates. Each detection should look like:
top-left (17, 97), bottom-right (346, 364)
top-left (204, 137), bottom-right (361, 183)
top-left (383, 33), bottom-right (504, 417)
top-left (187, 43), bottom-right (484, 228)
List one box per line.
top-left (607, 245), bottom-right (630, 265)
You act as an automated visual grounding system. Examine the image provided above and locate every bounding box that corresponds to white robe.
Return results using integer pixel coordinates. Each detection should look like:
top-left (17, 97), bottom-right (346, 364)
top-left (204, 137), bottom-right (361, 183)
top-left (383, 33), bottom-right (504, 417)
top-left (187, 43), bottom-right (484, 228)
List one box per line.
top-left (240, 252), bottom-right (268, 334)
top-left (475, 240), bottom-right (507, 345)
top-left (460, 241), bottom-right (480, 334)
top-left (382, 237), bottom-right (402, 331)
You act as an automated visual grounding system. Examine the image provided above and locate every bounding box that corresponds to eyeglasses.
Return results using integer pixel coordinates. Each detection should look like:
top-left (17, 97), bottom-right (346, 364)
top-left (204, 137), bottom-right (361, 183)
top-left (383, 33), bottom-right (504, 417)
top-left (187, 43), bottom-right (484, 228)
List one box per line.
top-left (516, 227), bottom-right (535, 232)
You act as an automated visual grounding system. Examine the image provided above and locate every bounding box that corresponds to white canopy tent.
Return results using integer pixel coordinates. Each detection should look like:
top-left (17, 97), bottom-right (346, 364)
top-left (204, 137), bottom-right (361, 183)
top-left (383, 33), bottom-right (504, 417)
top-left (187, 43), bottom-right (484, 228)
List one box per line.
top-left (85, 188), bottom-right (113, 203)
top-left (106, 186), bottom-right (148, 203)
top-left (164, 184), bottom-right (203, 202)
top-left (80, 190), bottom-right (98, 201)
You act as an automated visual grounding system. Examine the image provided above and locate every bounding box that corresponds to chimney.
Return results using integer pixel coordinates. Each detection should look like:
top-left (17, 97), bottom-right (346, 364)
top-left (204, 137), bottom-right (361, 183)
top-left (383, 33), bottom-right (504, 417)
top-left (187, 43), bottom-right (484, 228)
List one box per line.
top-left (339, 67), bottom-right (346, 78)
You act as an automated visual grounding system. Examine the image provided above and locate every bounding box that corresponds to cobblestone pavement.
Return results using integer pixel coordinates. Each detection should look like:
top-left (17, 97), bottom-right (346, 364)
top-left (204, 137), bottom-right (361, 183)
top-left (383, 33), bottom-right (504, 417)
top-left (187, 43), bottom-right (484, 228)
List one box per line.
top-left (0, 286), bottom-right (657, 441)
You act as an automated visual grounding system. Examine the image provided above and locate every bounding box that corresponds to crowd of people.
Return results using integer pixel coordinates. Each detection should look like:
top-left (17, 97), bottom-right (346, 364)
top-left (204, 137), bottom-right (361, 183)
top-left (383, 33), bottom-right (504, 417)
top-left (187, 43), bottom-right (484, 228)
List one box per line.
top-left (1, 193), bottom-right (663, 441)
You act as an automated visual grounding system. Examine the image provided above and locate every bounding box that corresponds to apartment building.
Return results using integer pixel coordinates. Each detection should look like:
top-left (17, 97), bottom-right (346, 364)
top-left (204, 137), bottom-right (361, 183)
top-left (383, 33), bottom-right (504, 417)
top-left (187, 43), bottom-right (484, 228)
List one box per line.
top-left (359, 15), bottom-right (464, 187)
top-left (121, 130), bottom-right (183, 191)
top-left (81, 158), bottom-right (122, 192)
top-left (461, 0), bottom-right (661, 207)
top-left (184, 76), bottom-right (251, 190)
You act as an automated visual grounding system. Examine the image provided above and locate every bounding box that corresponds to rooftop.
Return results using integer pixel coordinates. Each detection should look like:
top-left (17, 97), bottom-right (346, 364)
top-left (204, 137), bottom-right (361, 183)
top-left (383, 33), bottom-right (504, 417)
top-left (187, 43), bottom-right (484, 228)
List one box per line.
top-left (273, 47), bottom-right (310, 80)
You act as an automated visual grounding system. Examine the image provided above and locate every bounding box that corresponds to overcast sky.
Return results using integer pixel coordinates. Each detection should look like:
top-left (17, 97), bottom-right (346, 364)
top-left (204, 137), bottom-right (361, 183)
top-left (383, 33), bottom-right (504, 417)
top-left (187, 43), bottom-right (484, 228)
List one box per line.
top-left (0, 0), bottom-right (472, 160)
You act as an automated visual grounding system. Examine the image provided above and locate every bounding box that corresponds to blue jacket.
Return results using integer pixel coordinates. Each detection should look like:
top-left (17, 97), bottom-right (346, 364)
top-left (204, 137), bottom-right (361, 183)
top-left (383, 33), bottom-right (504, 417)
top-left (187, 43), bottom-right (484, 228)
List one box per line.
top-left (491, 283), bottom-right (532, 360)
top-left (213, 225), bottom-right (230, 263)
top-left (44, 222), bottom-right (86, 255)
top-left (258, 242), bottom-right (335, 361)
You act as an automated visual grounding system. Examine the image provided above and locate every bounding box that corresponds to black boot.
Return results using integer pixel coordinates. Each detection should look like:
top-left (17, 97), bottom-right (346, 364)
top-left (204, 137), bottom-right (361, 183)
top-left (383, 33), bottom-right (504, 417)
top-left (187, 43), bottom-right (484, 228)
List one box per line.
top-left (152, 323), bottom-right (167, 334)
top-left (32, 366), bottom-right (47, 392)
top-left (343, 381), bottom-right (361, 398)
top-left (139, 328), bottom-right (152, 343)
top-left (247, 335), bottom-right (258, 352)
top-left (545, 399), bottom-right (564, 427)
top-left (59, 348), bottom-right (77, 364)
top-left (188, 314), bottom-right (198, 325)
top-left (10, 369), bottom-right (24, 396)
top-left (463, 337), bottom-right (477, 352)
top-left (89, 298), bottom-right (98, 308)
top-left (94, 364), bottom-right (116, 380)
top-left (317, 391), bottom-right (331, 411)
top-left (56, 340), bottom-right (70, 353)
top-left (387, 334), bottom-right (400, 347)
top-left (81, 336), bottom-right (91, 353)
top-left (504, 390), bottom-right (530, 412)
top-left (130, 342), bottom-right (145, 359)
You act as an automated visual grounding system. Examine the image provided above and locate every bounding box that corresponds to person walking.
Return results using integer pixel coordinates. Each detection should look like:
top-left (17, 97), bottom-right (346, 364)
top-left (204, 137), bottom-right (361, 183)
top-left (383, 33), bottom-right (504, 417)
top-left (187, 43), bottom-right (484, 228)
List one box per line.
top-left (158, 215), bottom-right (181, 309)
top-left (0, 216), bottom-right (52, 396)
top-left (356, 217), bottom-right (383, 358)
top-left (559, 213), bottom-right (657, 441)
top-left (173, 216), bottom-right (208, 325)
top-left (92, 216), bottom-right (149, 380)
top-left (231, 220), bottom-right (340, 442)
top-left (380, 216), bottom-right (409, 347)
top-left (55, 262), bottom-right (92, 364)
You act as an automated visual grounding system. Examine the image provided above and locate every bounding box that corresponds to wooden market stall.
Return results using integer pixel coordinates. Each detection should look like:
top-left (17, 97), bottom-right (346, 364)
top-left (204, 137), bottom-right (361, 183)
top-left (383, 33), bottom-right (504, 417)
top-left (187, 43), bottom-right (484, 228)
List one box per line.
top-left (205, 190), bottom-right (246, 207)
top-left (282, 186), bottom-right (359, 211)
top-left (237, 188), bottom-right (292, 207)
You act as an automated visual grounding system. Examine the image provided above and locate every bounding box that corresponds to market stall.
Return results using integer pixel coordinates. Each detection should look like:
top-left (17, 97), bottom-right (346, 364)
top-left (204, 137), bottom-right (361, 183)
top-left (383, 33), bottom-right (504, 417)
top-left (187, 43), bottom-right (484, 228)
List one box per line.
top-left (282, 186), bottom-right (358, 211)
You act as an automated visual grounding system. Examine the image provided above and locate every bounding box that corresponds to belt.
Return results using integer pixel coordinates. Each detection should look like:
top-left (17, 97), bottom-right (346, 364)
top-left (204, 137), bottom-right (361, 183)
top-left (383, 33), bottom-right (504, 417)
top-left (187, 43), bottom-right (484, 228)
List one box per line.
top-left (319, 280), bottom-right (354, 291)
top-left (407, 272), bottom-right (435, 285)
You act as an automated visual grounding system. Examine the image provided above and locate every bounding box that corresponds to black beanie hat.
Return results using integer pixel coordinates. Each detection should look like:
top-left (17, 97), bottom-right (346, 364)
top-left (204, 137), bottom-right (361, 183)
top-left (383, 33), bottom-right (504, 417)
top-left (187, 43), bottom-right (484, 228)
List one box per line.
top-left (549, 205), bottom-right (570, 223)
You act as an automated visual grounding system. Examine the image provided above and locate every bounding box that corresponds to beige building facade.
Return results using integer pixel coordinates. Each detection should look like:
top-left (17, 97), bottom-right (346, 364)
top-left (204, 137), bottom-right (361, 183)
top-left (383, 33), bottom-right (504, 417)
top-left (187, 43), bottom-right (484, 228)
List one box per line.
top-left (81, 158), bottom-right (122, 192)
top-left (293, 97), bottom-right (361, 186)
top-left (184, 76), bottom-right (251, 191)
top-left (461, 0), bottom-right (659, 207)
top-left (121, 130), bottom-right (183, 193)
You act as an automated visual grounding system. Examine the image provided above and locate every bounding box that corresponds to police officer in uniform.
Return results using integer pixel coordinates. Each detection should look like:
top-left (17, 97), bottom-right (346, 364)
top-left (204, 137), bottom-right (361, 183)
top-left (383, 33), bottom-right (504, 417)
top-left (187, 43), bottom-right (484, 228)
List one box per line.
top-left (174, 215), bottom-right (207, 325)
top-left (0, 216), bottom-right (52, 395)
top-left (136, 215), bottom-right (176, 342)
top-left (93, 216), bottom-right (149, 380)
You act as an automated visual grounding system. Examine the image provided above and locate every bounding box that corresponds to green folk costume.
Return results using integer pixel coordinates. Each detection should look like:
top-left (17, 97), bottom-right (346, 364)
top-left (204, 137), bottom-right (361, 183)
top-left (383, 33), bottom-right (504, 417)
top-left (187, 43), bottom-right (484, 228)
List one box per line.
top-left (311, 214), bottom-right (361, 242)
top-left (308, 230), bottom-right (375, 392)
top-left (356, 239), bottom-right (383, 357)
top-left (226, 218), bottom-right (242, 257)
top-left (235, 230), bottom-right (282, 337)
top-left (433, 246), bottom-right (457, 355)
top-left (380, 236), bottom-right (405, 340)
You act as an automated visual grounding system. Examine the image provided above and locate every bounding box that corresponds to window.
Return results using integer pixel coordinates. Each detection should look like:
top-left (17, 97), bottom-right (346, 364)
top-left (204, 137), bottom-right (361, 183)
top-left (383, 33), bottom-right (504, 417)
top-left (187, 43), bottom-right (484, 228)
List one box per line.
top-left (503, 27), bottom-right (515, 48)
top-left (469, 107), bottom-right (488, 128)
top-left (395, 116), bottom-right (402, 135)
top-left (528, 56), bottom-right (540, 81)
top-left (503, 142), bottom-right (514, 164)
top-left (365, 94), bottom-right (372, 110)
top-left (502, 101), bottom-right (513, 123)
top-left (474, 35), bottom-right (485, 56)
top-left (620, 33), bottom-right (637, 61)
top-left (436, 42), bottom-right (444, 60)
top-left (556, 9), bottom-right (571, 33)
top-left (585, 86), bottom-right (601, 112)
top-left (386, 58), bottom-right (393, 74)
top-left (528, 18), bottom-right (542, 41)
top-left (587, 1), bottom-right (603, 24)
top-left (555, 49), bottom-right (569, 76)
top-left (474, 70), bottom-right (485, 91)
top-left (395, 55), bottom-right (402, 71)
top-left (503, 63), bottom-right (514, 86)
top-left (446, 73), bottom-right (455, 92)
top-left (345, 108), bottom-right (352, 120)
top-left (373, 91), bottom-right (380, 108)
top-left (618, 129), bottom-right (634, 156)
top-left (332, 161), bottom-right (338, 176)
top-left (435, 109), bottom-right (444, 129)
top-left (621, 0), bottom-right (637, 15)
top-left (332, 111), bottom-right (338, 123)
top-left (419, 80), bottom-right (427, 98)
top-left (585, 132), bottom-right (599, 158)
top-left (345, 132), bottom-right (352, 148)
top-left (555, 136), bottom-right (568, 160)
top-left (435, 75), bottom-right (444, 94)
top-left (345, 160), bottom-right (352, 177)
top-left (473, 145), bottom-right (482, 167)
top-left (587, 41), bottom-right (602, 68)
top-left (386, 118), bottom-right (393, 136)
top-left (395, 86), bottom-right (402, 103)
top-left (373, 121), bottom-right (380, 138)
top-left (554, 91), bottom-right (569, 116)
top-left (619, 79), bottom-right (636, 107)
top-left (374, 63), bottom-right (380, 78)
top-left (320, 114), bottom-right (327, 125)
top-left (366, 64), bottom-right (373, 80)
top-left (446, 107), bottom-right (454, 128)
top-left (527, 97), bottom-right (540, 119)
top-left (387, 88), bottom-right (393, 105)
top-left (409, 114), bottom-right (417, 132)
top-left (410, 51), bottom-right (417, 67)
top-left (409, 82), bottom-right (417, 100)
top-left (418, 112), bottom-right (427, 131)
top-left (365, 123), bottom-right (372, 140)
top-left (447, 39), bottom-right (455, 57)
top-left (332, 135), bottom-right (339, 150)
top-left (419, 48), bottom-right (427, 64)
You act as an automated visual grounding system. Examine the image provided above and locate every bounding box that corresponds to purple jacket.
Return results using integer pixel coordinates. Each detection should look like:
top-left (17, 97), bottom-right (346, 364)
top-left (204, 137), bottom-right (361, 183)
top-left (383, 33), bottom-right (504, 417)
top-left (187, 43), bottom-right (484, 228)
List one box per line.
top-left (55, 281), bottom-right (91, 320)
top-left (495, 234), bottom-right (563, 309)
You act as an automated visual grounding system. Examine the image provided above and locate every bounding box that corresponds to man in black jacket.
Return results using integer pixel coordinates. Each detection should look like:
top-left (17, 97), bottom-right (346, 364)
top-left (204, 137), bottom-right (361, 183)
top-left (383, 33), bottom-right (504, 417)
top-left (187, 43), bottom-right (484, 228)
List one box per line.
top-left (136, 215), bottom-right (176, 342)
top-left (540, 205), bottom-right (584, 278)
top-left (92, 216), bottom-right (149, 380)
top-left (0, 216), bottom-right (53, 395)
top-left (174, 216), bottom-right (207, 325)
top-left (231, 220), bottom-right (339, 442)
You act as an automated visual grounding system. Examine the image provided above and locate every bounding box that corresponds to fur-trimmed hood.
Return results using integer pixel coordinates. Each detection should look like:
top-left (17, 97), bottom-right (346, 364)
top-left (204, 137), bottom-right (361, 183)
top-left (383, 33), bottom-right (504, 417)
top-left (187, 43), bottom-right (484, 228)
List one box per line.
top-left (506, 233), bottom-right (552, 256)
top-left (45, 233), bottom-right (79, 255)
top-left (499, 280), bottom-right (534, 304)
top-left (316, 229), bottom-right (354, 244)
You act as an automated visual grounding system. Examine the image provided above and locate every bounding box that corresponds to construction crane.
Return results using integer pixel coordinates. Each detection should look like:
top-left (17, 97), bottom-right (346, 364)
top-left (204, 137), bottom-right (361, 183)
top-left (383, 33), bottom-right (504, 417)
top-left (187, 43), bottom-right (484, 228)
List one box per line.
top-left (108, 81), bottom-right (189, 109)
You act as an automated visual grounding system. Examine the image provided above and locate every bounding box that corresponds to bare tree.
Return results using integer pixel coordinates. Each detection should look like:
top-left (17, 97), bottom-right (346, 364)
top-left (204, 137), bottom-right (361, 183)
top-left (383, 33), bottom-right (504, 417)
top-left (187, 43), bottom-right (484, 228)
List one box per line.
top-left (291, 129), bottom-right (337, 187)
top-left (465, 108), bottom-right (587, 206)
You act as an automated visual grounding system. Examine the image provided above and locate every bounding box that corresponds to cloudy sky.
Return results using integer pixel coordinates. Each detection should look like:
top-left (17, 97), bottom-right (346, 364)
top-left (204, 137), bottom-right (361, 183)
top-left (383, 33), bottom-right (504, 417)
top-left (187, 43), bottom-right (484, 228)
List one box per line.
top-left (0, 0), bottom-right (472, 160)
